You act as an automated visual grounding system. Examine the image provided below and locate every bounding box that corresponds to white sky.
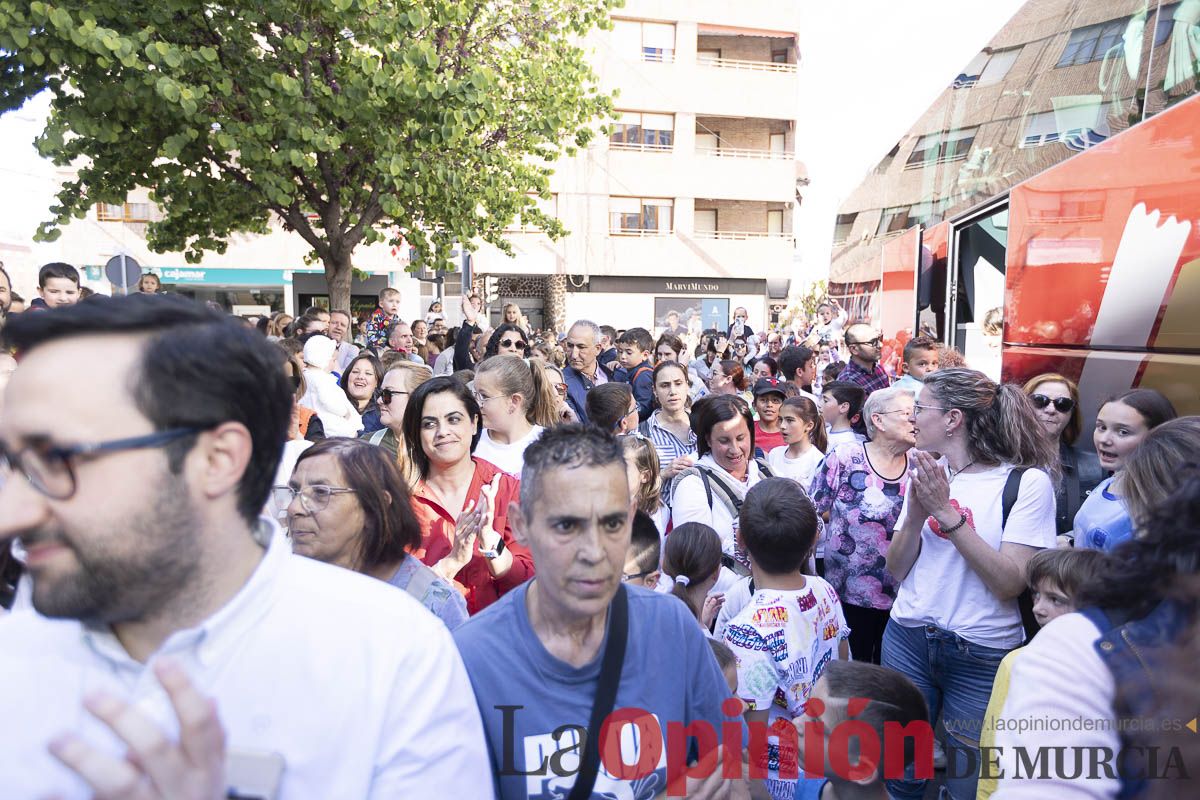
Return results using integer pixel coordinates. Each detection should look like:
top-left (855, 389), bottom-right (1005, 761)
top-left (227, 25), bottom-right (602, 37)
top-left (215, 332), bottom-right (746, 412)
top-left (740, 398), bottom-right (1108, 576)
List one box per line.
top-left (0, 2), bottom-right (1031, 289)
top-left (794, 0), bottom-right (1029, 283)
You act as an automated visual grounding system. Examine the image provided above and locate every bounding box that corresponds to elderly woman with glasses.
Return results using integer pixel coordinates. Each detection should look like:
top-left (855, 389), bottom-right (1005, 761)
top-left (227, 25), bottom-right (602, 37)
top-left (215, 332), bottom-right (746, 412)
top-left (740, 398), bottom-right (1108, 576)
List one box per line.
top-left (1021, 373), bottom-right (1104, 535)
top-left (810, 386), bottom-right (916, 665)
top-left (404, 376), bottom-right (534, 615)
top-left (470, 356), bottom-right (558, 476)
top-left (281, 438), bottom-right (467, 629)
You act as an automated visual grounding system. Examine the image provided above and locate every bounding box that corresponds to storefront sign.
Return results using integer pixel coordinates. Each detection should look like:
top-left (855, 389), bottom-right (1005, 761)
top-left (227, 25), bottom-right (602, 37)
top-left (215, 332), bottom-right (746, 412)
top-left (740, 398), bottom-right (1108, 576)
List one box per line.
top-left (586, 276), bottom-right (767, 296)
top-left (85, 266), bottom-right (323, 287)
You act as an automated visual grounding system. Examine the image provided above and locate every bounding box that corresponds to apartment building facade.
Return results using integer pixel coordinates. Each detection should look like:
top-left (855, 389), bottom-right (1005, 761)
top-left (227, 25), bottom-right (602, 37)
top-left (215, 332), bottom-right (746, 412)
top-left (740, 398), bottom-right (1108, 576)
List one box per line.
top-left (470, 0), bottom-right (803, 333)
top-left (828, 0), bottom-right (1200, 323)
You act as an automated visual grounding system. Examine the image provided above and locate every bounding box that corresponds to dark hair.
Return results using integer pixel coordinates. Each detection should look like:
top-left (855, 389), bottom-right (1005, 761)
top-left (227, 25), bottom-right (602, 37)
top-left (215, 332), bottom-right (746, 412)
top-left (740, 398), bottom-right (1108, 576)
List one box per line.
top-left (692, 394), bottom-right (754, 458)
top-left (3, 294), bottom-right (290, 523)
top-left (718, 359), bottom-right (747, 391)
top-left (819, 661), bottom-right (930, 782)
top-left (1026, 548), bottom-right (1105, 599)
top-left (781, 395), bottom-right (828, 452)
top-left (302, 305), bottom-right (329, 318)
top-left (38, 261), bottom-right (80, 288)
top-left (289, 313), bottom-right (324, 338)
top-left (754, 356), bottom-right (778, 377)
top-left (617, 327), bottom-right (654, 354)
top-left (402, 376), bottom-right (482, 479)
top-left (586, 382), bottom-right (633, 432)
top-left (519, 424), bottom-right (626, 515)
top-left (739, 478), bottom-right (818, 574)
top-left (662, 522), bottom-right (722, 620)
top-left (651, 360), bottom-right (691, 410)
top-left (822, 380), bottom-right (866, 422)
top-left (821, 362), bottom-right (842, 385)
top-left (293, 438), bottom-right (422, 571)
top-left (655, 333), bottom-right (685, 361)
top-left (1076, 463), bottom-right (1200, 618)
top-left (1104, 388), bottom-right (1178, 431)
top-left (902, 335), bottom-right (938, 364)
top-left (0, 263), bottom-right (11, 292)
top-left (599, 324), bottom-right (617, 343)
top-left (629, 510), bottom-right (661, 575)
top-left (778, 345), bottom-right (815, 384)
top-left (338, 352), bottom-right (384, 412)
top-left (485, 323), bottom-right (529, 358)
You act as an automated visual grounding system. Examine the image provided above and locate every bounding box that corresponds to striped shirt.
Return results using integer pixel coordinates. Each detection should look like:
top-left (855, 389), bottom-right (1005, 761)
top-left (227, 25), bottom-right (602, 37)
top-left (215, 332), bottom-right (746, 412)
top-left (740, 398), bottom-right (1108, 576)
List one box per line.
top-left (639, 409), bottom-right (698, 471)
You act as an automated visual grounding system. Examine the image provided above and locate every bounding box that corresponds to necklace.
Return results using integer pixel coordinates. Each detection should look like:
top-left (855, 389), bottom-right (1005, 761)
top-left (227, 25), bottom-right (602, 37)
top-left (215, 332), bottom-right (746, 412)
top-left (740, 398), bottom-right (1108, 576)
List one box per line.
top-left (948, 459), bottom-right (977, 482)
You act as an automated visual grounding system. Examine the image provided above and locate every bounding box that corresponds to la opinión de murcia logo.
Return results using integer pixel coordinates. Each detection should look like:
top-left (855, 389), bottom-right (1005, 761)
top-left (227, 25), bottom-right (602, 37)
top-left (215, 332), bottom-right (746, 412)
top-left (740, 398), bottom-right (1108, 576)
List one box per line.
top-left (496, 703), bottom-right (1191, 796)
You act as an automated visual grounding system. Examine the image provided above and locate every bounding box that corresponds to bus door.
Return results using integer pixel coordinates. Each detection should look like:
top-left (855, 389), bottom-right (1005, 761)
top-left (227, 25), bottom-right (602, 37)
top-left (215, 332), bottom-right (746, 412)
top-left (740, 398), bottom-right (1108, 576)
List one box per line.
top-left (916, 221), bottom-right (950, 342)
top-left (948, 199), bottom-right (1009, 382)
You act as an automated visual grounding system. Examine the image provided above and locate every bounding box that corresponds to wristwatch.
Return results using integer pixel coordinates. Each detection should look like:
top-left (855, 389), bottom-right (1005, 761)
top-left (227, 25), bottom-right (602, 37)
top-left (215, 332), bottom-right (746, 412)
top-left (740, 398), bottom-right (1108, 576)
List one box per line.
top-left (480, 537), bottom-right (507, 560)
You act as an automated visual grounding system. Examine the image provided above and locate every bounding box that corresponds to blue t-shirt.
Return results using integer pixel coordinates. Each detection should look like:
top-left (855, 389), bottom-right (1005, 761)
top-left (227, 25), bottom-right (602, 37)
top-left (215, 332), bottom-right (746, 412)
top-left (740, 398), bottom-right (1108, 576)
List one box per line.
top-left (1072, 476), bottom-right (1133, 551)
top-left (454, 581), bottom-right (738, 800)
top-left (793, 777), bottom-right (829, 799)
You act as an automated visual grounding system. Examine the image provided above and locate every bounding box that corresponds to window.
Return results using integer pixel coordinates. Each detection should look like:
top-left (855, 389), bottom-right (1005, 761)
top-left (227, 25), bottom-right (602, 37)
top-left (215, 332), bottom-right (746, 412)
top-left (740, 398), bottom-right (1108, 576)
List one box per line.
top-left (696, 131), bottom-right (720, 153)
top-left (767, 210), bottom-right (784, 235)
top-left (695, 209), bottom-right (718, 234)
top-left (609, 197), bottom-right (673, 235)
top-left (1020, 103), bottom-right (1111, 149)
top-left (876, 201), bottom-right (946, 236)
top-left (698, 48), bottom-right (721, 64)
top-left (613, 19), bottom-right (676, 63)
top-left (905, 127), bottom-right (978, 168)
top-left (1156, 3), bottom-right (1182, 47)
top-left (1057, 17), bottom-right (1128, 67)
top-left (832, 212), bottom-right (858, 244)
top-left (769, 133), bottom-right (786, 156)
top-left (771, 49), bottom-right (789, 64)
top-left (505, 194), bottom-right (558, 232)
top-left (954, 49), bottom-right (1020, 88)
top-left (610, 112), bottom-right (674, 150)
top-left (96, 202), bottom-right (152, 222)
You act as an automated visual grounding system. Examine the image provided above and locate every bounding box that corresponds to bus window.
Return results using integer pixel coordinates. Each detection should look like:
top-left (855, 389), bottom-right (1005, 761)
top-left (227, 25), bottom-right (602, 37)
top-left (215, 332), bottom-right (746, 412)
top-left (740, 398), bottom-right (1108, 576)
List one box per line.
top-left (952, 206), bottom-right (1008, 382)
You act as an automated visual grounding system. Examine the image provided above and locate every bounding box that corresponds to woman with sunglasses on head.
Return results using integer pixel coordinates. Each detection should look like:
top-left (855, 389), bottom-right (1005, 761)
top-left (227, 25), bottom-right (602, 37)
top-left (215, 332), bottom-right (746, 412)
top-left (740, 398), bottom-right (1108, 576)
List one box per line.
top-left (404, 377), bottom-right (534, 615)
top-left (283, 438), bottom-right (468, 630)
top-left (1022, 374), bottom-right (1105, 536)
top-left (361, 361), bottom-right (431, 488)
top-left (339, 352), bottom-right (384, 435)
top-left (1071, 388), bottom-right (1177, 552)
top-left (471, 356), bottom-right (558, 477)
top-left (585, 382), bottom-right (639, 435)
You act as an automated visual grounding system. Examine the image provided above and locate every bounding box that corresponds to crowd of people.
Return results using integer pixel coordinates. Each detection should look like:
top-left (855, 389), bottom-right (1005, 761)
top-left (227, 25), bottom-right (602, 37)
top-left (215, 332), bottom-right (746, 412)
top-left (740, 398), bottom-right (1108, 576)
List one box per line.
top-left (0, 261), bottom-right (1197, 799)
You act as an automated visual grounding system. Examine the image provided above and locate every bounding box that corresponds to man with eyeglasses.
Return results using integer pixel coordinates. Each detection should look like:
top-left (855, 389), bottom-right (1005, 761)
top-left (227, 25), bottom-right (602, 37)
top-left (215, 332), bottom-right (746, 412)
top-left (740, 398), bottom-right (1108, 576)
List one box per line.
top-left (0, 294), bottom-right (490, 797)
top-left (561, 319), bottom-right (611, 424)
top-left (837, 322), bottom-right (892, 398)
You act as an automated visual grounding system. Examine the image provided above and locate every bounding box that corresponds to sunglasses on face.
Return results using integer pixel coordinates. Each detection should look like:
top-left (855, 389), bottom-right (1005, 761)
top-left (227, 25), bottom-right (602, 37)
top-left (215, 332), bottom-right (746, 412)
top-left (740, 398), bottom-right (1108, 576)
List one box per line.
top-left (499, 339), bottom-right (527, 350)
top-left (1030, 394), bottom-right (1075, 413)
top-left (380, 388), bottom-right (409, 404)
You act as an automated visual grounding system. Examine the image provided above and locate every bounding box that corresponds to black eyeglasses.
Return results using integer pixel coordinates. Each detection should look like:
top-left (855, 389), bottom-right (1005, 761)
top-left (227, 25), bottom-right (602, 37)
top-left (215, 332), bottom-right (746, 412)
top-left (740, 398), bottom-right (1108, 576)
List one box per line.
top-left (380, 388), bottom-right (409, 404)
top-left (848, 337), bottom-right (882, 348)
top-left (1030, 394), bottom-right (1075, 414)
top-left (0, 427), bottom-right (205, 501)
top-left (499, 339), bottom-right (527, 350)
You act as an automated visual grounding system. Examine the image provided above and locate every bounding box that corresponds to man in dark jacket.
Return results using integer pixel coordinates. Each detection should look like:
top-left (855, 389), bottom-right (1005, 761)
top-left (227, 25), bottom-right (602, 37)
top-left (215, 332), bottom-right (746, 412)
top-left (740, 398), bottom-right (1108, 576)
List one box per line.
top-left (562, 319), bottom-right (611, 424)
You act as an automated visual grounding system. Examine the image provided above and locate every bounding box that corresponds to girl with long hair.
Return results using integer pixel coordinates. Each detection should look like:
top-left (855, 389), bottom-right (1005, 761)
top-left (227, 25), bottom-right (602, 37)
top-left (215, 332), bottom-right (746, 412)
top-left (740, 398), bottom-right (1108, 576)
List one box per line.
top-left (471, 356), bottom-right (559, 476)
top-left (663, 522), bottom-right (725, 630)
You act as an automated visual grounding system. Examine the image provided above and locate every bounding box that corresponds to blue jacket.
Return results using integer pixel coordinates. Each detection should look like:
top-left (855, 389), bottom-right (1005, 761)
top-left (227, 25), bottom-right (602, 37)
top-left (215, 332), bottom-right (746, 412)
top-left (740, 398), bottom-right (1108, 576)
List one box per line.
top-left (614, 360), bottom-right (655, 422)
top-left (1079, 599), bottom-right (1192, 798)
top-left (563, 363), bottom-right (612, 424)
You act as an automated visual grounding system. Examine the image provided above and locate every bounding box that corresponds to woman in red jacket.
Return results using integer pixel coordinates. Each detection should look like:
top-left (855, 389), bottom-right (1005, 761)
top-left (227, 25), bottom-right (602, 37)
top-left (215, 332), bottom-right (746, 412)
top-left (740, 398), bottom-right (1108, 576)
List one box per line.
top-left (404, 376), bottom-right (534, 614)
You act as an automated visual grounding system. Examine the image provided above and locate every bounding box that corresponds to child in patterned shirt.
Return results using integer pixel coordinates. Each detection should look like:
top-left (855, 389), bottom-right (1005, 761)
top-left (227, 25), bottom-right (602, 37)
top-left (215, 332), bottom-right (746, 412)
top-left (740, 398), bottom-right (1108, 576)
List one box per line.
top-left (364, 287), bottom-right (402, 352)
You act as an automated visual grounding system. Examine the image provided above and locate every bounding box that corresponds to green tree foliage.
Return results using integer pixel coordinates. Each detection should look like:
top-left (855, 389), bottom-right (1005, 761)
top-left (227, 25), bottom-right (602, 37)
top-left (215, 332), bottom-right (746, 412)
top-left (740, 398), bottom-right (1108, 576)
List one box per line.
top-left (0, 0), bottom-right (616, 308)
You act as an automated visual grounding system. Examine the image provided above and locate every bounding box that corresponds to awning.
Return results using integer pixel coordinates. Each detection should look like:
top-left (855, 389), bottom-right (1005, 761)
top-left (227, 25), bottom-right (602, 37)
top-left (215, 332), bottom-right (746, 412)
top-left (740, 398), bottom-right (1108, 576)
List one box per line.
top-left (697, 24), bottom-right (794, 38)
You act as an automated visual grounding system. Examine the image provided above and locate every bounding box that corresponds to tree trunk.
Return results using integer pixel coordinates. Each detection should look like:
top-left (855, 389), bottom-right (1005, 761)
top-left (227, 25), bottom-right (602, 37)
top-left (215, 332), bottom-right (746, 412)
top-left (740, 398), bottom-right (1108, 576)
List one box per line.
top-left (325, 251), bottom-right (354, 313)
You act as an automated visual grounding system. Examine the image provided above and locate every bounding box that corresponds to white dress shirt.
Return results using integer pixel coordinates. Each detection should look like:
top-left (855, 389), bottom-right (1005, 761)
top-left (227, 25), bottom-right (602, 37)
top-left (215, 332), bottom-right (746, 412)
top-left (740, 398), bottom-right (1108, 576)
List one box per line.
top-left (0, 520), bottom-right (493, 799)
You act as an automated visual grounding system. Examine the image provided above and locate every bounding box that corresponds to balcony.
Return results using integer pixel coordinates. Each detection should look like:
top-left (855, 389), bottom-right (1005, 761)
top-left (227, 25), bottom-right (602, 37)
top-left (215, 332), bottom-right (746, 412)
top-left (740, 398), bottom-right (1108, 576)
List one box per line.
top-left (697, 55), bottom-right (797, 74)
top-left (696, 145), bottom-right (792, 160)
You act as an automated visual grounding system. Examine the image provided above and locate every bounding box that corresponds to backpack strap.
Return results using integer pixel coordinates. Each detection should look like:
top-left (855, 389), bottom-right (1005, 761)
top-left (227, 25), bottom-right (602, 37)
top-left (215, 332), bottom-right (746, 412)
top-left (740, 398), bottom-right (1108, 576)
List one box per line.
top-left (567, 584), bottom-right (628, 800)
top-left (1002, 468), bottom-right (1041, 643)
top-left (368, 428), bottom-right (389, 446)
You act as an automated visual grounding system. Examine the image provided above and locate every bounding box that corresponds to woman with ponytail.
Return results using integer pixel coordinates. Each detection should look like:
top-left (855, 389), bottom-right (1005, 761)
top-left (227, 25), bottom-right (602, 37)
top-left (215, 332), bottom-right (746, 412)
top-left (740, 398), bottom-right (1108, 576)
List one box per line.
top-left (471, 356), bottom-right (559, 476)
top-left (662, 522), bottom-right (725, 631)
top-left (881, 368), bottom-right (1057, 800)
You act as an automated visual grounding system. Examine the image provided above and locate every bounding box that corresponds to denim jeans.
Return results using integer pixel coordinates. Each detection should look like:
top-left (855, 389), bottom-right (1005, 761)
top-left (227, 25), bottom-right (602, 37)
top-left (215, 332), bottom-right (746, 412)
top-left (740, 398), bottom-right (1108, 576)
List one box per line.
top-left (881, 619), bottom-right (1011, 800)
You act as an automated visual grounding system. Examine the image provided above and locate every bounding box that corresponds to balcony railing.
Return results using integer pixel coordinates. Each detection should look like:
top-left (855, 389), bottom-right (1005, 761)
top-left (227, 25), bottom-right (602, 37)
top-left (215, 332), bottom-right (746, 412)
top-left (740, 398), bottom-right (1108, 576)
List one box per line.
top-left (696, 146), bottom-right (793, 160)
top-left (697, 56), bottom-right (797, 74)
top-left (610, 227), bottom-right (673, 237)
top-left (694, 230), bottom-right (794, 241)
top-left (609, 142), bottom-right (674, 153)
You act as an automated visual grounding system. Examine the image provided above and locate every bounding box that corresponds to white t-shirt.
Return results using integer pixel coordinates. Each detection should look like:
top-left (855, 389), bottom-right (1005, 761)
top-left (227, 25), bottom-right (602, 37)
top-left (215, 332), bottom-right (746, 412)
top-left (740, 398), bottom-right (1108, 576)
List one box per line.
top-left (472, 425), bottom-right (544, 477)
top-left (723, 579), bottom-right (850, 800)
top-left (671, 455), bottom-right (767, 557)
top-left (825, 427), bottom-right (864, 450)
top-left (890, 464), bottom-right (1056, 648)
top-left (767, 445), bottom-right (825, 489)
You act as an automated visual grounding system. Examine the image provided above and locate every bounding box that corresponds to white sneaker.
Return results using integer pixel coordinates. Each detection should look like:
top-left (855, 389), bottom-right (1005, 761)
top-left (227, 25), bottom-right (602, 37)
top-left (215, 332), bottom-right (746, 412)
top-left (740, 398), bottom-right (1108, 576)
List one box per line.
top-left (933, 739), bottom-right (947, 770)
